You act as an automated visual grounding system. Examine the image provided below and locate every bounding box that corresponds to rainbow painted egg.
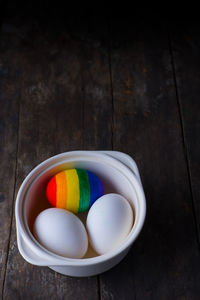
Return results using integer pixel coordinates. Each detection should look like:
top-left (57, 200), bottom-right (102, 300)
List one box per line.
top-left (46, 169), bottom-right (104, 213)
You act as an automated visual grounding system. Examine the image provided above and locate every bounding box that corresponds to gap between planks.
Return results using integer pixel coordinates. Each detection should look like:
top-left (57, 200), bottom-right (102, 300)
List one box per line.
top-left (167, 26), bottom-right (200, 253)
top-left (1, 85), bottom-right (21, 300)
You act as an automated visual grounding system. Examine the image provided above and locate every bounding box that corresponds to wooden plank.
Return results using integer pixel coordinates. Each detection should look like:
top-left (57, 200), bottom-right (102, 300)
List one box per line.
top-left (81, 16), bottom-right (112, 150)
top-left (2, 18), bottom-right (100, 300)
top-left (100, 20), bottom-right (200, 299)
top-left (170, 23), bottom-right (200, 239)
top-left (0, 30), bottom-right (20, 297)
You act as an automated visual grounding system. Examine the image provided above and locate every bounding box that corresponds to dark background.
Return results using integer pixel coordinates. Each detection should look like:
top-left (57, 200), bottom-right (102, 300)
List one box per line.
top-left (0, 2), bottom-right (200, 299)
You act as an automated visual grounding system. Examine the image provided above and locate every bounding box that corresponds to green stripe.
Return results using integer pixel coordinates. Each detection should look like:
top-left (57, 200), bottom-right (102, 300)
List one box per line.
top-left (76, 169), bottom-right (90, 212)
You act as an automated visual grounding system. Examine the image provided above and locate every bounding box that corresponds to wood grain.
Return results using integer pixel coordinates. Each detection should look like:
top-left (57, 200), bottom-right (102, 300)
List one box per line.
top-left (80, 16), bottom-right (112, 151)
top-left (170, 23), bottom-right (200, 241)
top-left (0, 29), bottom-right (20, 296)
top-left (100, 19), bottom-right (200, 299)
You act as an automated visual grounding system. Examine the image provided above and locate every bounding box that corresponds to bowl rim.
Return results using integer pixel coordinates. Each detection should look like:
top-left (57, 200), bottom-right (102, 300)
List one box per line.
top-left (15, 151), bottom-right (146, 266)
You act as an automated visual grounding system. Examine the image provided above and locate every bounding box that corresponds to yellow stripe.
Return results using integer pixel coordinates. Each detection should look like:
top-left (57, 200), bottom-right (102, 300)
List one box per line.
top-left (56, 171), bottom-right (68, 209)
top-left (65, 169), bottom-right (80, 213)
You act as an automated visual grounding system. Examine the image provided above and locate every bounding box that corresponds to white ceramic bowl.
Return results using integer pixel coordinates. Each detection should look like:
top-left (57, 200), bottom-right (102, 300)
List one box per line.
top-left (15, 151), bottom-right (146, 277)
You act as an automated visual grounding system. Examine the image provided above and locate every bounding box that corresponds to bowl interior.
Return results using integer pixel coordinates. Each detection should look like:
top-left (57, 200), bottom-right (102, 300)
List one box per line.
top-left (24, 158), bottom-right (139, 259)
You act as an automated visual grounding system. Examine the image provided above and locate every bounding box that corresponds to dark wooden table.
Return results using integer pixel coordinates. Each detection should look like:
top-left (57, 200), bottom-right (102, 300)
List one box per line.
top-left (0, 8), bottom-right (200, 299)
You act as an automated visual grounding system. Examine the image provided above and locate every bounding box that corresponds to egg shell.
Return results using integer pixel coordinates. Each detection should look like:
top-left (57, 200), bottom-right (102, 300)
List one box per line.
top-left (86, 193), bottom-right (133, 255)
top-left (33, 208), bottom-right (88, 258)
top-left (46, 169), bottom-right (104, 213)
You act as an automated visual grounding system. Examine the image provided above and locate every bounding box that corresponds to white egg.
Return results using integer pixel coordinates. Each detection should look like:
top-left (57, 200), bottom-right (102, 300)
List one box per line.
top-left (33, 208), bottom-right (88, 258)
top-left (86, 193), bottom-right (133, 255)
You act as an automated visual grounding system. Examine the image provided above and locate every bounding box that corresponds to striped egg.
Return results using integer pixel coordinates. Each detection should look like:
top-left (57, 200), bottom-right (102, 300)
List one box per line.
top-left (46, 169), bottom-right (104, 213)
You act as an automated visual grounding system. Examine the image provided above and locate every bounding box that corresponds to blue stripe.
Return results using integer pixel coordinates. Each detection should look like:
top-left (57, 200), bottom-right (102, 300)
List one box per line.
top-left (87, 171), bottom-right (100, 208)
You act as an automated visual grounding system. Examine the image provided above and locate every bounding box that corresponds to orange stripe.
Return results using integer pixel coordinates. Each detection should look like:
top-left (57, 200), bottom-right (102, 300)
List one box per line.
top-left (56, 171), bottom-right (68, 209)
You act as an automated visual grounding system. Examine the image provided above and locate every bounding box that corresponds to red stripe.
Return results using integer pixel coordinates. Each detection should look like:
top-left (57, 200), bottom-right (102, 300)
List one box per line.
top-left (46, 176), bottom-right (57, 207)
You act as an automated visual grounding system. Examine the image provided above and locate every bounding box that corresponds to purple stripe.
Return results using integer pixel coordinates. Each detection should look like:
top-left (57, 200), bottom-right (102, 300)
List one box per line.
top-left (87, 171), bottom-right (100, 208)
top-left (99, 179), bottom-right (104, 196)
